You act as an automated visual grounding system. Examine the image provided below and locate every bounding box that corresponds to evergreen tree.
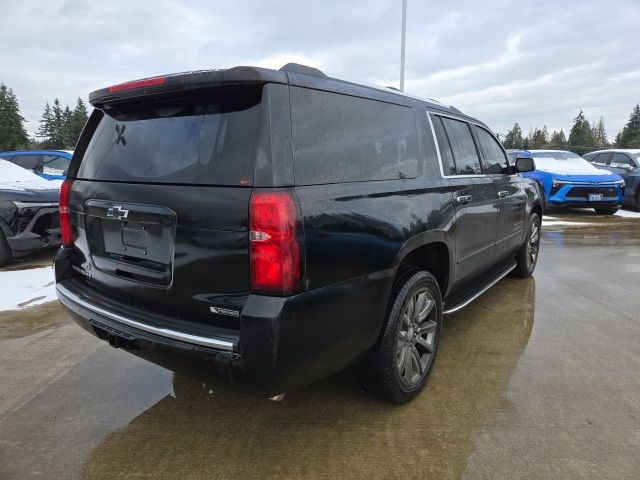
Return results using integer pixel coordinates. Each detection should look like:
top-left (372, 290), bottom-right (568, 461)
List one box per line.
top-left (67, 97), bottom-right (89, 148)
top-left (530, 126), bottom-right (549, 149)
top-left (49, 98), bottom-right (65, 149)
top-left (548, 130), bottom-right (568, 149)
top-left (591, 117), bottom-right (609, 149)
top-left (567, 110), bottom-right (595, 155)
top-left (37, 102), bottom-right (53, 146)
top-left (614, 104), bottom-right (640, 148)
top-left (503, 123), bottom-right (524, 149)
top-left (61, 105), bottom-right (73, 148)
top-left (0, 83), bottom-right (29, 150)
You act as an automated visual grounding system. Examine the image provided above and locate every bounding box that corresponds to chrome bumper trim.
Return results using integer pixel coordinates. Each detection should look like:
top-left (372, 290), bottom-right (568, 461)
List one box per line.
top-left (56, 283), bottom-right (236, 351)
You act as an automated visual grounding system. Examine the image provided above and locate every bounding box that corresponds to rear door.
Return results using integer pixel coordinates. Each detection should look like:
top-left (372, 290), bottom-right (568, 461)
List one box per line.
top-left (431, 114), bottom-right (498, 283)
top-left (68, 85), bottom-right (264, 326)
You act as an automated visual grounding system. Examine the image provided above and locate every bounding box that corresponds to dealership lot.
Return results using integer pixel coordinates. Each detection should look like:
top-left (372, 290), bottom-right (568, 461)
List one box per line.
top-left (1, 209), bottom-right (639, 479)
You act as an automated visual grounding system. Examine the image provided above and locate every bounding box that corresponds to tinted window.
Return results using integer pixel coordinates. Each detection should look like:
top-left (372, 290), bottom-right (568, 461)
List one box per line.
top-left (77, 87), bottom-right (261, 186)
top-left (291, 88), bottom-right (418, 185)
top-left (592, 153), bottom-right (612, 166)
top-left (14, 155), bottom-right (43, 171)
top-left (441, 117), bottom-right (481, 175)
top-left (475, 126), bottom-right (507, 174)
top-left (610, 153), bottom-right (633, 168)
top-left (431, 115), bottom-right (456, 175)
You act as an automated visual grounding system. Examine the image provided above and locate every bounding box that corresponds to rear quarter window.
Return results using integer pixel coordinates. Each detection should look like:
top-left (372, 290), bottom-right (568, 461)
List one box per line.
top-left (77, 87), bottom-right (262, 186)
top-left (290, 87), bottom-right (418, 185)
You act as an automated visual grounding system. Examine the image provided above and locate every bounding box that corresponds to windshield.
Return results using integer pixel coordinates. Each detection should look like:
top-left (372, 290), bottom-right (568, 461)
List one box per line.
top-left (531, 154), bottom-right (613, 175)
top-left (77, 87), bottom-right (261, 186)
top-left (530, 151), bottom-right (582, 160)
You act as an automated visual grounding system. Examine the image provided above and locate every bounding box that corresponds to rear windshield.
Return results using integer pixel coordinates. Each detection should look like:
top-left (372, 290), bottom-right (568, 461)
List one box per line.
top-left (77, 87), bottom-right (261, 186)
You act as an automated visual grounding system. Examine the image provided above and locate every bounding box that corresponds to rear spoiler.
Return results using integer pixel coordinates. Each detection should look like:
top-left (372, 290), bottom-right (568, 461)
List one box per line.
top-left (89, 66), bottom-right (288, 107)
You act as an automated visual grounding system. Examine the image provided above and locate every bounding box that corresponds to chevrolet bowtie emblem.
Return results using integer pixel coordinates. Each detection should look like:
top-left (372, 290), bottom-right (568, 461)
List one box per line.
top-left (107, 205), bottom-right (129, 220)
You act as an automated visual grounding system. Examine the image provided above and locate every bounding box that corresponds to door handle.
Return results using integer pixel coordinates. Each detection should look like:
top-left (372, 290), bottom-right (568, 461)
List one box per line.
top-left (497, 191), bottom-right (509, 198)
top-left (456, 195), bottom-right (473, 204)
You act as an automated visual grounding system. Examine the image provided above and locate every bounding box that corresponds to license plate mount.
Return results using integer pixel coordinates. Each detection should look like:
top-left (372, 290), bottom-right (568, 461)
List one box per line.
top-left (588, 193), bottom-right (603, 201)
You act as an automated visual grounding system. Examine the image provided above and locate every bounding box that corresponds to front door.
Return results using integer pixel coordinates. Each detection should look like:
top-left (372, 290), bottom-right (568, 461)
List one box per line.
top-left (473, 125), bottom-right (527, 260)
top-left (431, 114), bottom-right (499, 283)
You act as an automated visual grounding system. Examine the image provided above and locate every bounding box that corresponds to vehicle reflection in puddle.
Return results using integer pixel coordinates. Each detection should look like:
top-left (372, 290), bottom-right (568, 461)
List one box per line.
top-left (77, 278), bottom-right (535, 479)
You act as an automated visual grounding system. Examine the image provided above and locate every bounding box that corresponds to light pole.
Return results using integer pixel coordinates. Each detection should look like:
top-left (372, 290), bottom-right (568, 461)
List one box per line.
top-left (400, 0), bottom-right (407, 91)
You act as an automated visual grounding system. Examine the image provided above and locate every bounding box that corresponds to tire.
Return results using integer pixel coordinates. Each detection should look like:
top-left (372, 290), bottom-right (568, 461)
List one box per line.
top-left (594, 207), bottom-right (618, 215)
top-left (512, 212), bottom-right (540, 278)
top-left (363, 270), bottom-right (442, 404)
top-left (0, 230), bottom-right (13, 267)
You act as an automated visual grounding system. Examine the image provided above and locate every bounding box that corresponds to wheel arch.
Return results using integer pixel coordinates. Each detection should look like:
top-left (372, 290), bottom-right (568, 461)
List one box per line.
top-left (391, 232), bottom-right (453, 298)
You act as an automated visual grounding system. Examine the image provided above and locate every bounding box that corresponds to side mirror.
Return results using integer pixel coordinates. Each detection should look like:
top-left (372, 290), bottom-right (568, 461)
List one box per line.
top-left (515, 156), bottom-right (535, 173)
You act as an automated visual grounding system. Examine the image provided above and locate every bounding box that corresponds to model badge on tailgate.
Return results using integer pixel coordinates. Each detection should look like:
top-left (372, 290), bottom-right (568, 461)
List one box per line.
top-left (210, 306), bottom-right (240, 317)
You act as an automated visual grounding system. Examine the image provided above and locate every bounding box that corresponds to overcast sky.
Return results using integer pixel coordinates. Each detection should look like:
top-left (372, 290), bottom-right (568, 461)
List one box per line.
top-left (1, 0), bottom-right (639, 139)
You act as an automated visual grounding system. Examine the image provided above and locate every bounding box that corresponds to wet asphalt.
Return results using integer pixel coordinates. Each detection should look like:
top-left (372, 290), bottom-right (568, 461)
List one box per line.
top-left (1, 210), bottom-right (639, 479)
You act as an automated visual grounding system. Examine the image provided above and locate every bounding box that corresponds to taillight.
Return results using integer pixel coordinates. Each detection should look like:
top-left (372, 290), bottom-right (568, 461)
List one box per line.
top-left (107, 76), bottom-right (166, 93)
top-left (59, 179), bottom-right (74, 247)
top-left (249, 192), bottom-right (302, 294)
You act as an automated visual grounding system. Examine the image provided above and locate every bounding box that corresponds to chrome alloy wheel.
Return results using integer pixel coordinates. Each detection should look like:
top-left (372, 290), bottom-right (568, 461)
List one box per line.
top-left (527, 216), bottom-right (540, 267)
top-left (396, 287), bottom-right (438, 387)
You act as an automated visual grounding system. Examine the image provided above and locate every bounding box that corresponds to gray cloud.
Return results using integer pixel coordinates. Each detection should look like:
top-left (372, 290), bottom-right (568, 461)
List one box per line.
top-left (1, 0), bottom-right (638, 139)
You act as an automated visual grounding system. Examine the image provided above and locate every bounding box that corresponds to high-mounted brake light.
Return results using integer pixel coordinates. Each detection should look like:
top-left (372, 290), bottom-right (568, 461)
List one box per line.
top-left (249, 192), bottom-right (302, 294)
top-left (107, 76), bottom-right (166, 93)
top-left (59, 179), bottom-right (74, 247)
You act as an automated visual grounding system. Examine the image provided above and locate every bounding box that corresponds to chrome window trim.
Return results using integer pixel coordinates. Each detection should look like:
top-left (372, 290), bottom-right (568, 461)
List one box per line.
top-left (427, 111), bottom-right (499, 179)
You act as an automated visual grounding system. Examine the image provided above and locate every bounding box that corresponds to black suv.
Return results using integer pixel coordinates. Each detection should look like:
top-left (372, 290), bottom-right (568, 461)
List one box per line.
top-left (54, 64), bottom-right (542, 403)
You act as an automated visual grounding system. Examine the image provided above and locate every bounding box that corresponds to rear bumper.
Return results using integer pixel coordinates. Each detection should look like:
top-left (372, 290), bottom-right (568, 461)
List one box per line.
top-left (55, 267), bottom-right (393, 395)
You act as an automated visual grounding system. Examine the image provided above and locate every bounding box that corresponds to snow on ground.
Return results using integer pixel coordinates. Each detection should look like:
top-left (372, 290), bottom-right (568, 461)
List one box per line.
top-left (543, 220), bottom-right (594, 227)
top-left (614, 208), bottom-right (640, 218)
top-left (0, 267), bottom-right (57, 311)
top-left (0, 160), bottom-right (61, 191)
top-left (542, 208), bottom-right (640, 227)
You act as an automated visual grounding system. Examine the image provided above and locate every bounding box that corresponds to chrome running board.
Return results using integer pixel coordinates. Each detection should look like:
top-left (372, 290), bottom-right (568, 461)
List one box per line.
top-left (443, 261), bottom-right (516, 315)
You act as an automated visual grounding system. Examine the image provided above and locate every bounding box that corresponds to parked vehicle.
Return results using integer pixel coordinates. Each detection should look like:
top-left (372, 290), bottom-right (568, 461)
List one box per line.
top-left (0, 160), bottom-right (61, 266)
top-left (507, 149), bottom-right (624, 214)
top-left (53, 64), bottom-right (542, 403)
top-left (583, 149), bottom-right (640, 209)
top-left (0, 150), bottom-right (73, 180)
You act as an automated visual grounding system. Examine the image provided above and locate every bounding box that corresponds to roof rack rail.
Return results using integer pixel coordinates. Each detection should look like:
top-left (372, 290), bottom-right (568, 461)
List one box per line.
top-left (279, 63), bottom-right (327, 78)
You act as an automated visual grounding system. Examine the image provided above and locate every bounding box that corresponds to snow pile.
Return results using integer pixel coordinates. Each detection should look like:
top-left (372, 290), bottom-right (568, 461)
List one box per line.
top-left (615, 209), bottom-right (640, 218)
top-left (533, 157), bottom-right (614, 176)
top-left (0, 160), bottom-right (61, 191)
top-left (0, 266), bottom-right (57, 311)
